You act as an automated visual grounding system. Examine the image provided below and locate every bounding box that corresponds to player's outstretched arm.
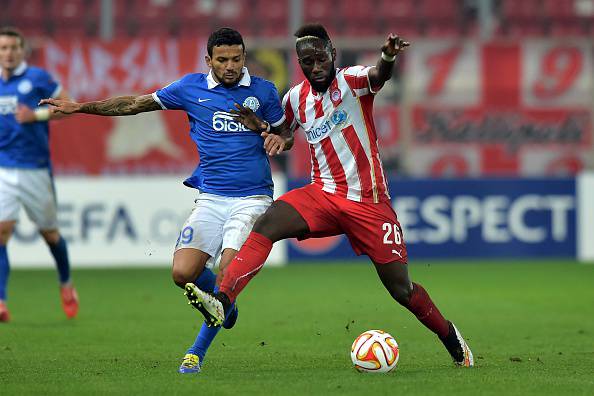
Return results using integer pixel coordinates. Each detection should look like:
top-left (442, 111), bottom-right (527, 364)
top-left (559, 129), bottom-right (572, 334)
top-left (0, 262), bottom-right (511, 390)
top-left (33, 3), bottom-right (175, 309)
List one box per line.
top-left (368, 34), bottom-right (410, 89)
top-left (39, 94), bottom-right (161, 116)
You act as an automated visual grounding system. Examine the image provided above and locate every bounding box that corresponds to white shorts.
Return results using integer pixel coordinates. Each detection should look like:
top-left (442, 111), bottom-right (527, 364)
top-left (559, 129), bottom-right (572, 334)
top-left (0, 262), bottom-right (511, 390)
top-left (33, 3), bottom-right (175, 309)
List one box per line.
top-left (175, 192), bottom-right (272, 266)
top-left (0, 167), bottom-right (58, 230)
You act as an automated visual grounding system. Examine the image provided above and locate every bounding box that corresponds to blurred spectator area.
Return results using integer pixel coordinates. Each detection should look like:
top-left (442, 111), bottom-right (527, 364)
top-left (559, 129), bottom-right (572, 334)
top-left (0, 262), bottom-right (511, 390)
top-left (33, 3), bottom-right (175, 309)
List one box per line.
top-left (2, 0), bottom-right (471, 39)
top-left (497, 0), bottom-right (594, 36)
top-left (2, 0), bottom-right (594, 39)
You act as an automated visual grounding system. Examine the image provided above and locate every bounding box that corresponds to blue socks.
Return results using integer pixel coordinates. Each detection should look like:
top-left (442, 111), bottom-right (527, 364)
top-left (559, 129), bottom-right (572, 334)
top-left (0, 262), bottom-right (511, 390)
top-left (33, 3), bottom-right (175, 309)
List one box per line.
top-left (0, 245), bottom-right (9, 300)
top-left (187, 284), bottom-right (236, 361)
top-left (189, 320), bottom-right (221, 361)
top-left (194, 268), bottom-right (216, 292)
top-left (48, 237), bottom-right (71, 284)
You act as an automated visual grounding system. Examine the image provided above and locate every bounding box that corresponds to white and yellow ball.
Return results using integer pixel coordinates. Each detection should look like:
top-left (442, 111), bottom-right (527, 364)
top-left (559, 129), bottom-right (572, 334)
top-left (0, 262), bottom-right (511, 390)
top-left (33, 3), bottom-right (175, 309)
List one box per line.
top-left (350, 330), bottom-right (400, 373)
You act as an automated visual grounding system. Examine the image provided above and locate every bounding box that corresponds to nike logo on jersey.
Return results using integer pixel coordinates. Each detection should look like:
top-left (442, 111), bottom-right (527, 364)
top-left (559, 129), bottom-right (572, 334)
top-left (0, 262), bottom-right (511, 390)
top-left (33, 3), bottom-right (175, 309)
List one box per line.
top-left (198, 98), bottom-right (211, 103)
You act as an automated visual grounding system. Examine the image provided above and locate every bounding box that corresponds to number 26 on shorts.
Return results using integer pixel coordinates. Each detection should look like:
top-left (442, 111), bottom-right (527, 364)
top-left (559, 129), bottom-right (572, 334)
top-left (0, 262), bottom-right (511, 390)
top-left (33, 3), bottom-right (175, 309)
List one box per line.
top-left (382, 223), bottom-right (402, 245)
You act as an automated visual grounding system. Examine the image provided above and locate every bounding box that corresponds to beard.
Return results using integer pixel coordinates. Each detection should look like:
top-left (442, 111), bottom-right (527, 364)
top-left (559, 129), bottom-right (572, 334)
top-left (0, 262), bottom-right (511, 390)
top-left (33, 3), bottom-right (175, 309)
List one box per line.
top-left (309, 67), bottom-right (336, 93)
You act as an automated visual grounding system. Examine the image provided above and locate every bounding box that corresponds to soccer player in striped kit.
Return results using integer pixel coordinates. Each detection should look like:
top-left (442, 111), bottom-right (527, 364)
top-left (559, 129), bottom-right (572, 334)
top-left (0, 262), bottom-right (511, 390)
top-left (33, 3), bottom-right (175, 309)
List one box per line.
top-left (187, 23), bottom-right (474, 367)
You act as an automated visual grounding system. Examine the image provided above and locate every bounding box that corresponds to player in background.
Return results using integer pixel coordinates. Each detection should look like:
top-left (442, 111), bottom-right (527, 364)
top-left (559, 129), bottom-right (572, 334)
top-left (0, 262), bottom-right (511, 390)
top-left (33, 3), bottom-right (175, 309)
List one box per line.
top-left (0, 27), bottom-right (79, 322)
top-left (186, 23), bottom-right (474, 367)
top-left (41, 28), bottom-right (293, 373)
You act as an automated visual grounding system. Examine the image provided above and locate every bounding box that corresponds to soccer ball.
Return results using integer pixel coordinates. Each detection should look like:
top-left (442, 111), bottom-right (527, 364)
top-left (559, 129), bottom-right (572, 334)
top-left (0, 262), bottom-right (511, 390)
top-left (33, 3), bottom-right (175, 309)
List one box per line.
top-left (350, 330), bottom-right (400, 373)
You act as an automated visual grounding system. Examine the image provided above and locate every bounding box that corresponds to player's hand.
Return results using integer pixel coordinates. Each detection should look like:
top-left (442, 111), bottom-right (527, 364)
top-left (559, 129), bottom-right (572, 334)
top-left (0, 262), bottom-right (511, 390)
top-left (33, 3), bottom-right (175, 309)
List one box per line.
top-left (38, 98), bottom-right (81, 115)
top-left (230, 103), bottom-right (268, 132)
top-left (382, 34), bottom-right (410, 57)
top-left (15, 105), bottom-right (37, 123)
top-left (261, 131), bottom-right (288, 156)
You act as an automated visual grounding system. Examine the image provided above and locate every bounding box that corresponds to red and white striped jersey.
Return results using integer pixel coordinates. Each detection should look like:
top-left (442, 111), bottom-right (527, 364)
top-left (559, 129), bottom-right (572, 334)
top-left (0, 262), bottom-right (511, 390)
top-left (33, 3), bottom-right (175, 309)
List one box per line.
top-left (283, 65), bottom-right (390, 203)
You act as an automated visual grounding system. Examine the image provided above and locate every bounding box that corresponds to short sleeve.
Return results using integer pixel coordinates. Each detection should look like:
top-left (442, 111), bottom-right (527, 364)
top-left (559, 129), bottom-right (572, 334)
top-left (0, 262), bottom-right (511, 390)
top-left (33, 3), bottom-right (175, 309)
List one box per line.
top-left (153, 78), bottom-right (185, 110)
top-left (282, 90), bottom-right (298, 132)
top-left (36, 69), bottom-right (61, 99)
top-left (260, 82), bottom-right (285, 127)
top-left (343, 65), bottom-right (382, 97)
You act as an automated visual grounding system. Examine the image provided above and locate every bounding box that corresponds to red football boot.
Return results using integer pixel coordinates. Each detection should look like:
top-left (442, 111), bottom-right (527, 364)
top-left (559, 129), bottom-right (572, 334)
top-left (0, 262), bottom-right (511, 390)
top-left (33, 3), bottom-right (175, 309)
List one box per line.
top-left (0, 301), bottom-right (10, 323)
top-left (60, 285), bottom-right (79, 319)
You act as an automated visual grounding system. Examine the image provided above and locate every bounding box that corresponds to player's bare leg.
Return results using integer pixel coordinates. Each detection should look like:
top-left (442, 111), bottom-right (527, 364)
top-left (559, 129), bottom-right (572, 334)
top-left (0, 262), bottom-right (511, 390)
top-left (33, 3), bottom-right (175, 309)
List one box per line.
top-left (215, 248), bottom-right (235, 286)
top-left (0, 221), bottom-right (15, 322)
top-left (189, 200), bottom-right (310, 326)
top-left (216, 248), bottom-right (239, 328)
top-left (173, 248), bottom-right (219, 326)
top-left (374, 261), bottom-right (473, 367)
top-left (251, 200), bottom-right (310, 242)
top-left (173, 248), bottom-right (210, 288)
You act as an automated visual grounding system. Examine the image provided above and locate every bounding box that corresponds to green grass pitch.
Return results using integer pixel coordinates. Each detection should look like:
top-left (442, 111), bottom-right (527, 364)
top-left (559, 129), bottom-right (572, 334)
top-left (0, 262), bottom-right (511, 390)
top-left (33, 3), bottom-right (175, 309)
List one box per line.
top-left (1, 260), bottom-right (593, 395)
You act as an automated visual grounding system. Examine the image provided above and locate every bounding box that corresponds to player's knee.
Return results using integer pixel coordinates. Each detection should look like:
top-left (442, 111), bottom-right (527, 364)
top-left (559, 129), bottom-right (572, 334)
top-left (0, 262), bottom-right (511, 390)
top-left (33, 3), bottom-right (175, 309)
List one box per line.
top-left (40, 229), bottom-right (61, 245)
top-left (0, 224), bottom-right (15, 245)
top-left (0, 231), bottom-right (11, 246)
top-left (252, 214), bottom-right (277, 241)
top-left (389, 281), bottom-right (413, 306)
top-left (171, 267), bottom-right (194, 288)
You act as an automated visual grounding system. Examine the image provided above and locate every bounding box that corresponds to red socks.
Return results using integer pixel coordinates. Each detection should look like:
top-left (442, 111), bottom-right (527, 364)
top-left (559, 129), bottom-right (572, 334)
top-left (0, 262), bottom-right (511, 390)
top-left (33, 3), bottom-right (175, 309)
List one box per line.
top-left (220, 234), bottom-right (449, 340)
top-left (220, 232), bottom-right (273, 302)
top-left (406, 283), bottom-right (450, 338)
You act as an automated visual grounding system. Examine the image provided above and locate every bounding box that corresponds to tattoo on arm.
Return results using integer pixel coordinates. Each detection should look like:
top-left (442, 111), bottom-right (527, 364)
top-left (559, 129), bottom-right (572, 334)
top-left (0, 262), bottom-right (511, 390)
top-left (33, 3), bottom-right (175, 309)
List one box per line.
top-left (79, 94), bottom-right (161, 116)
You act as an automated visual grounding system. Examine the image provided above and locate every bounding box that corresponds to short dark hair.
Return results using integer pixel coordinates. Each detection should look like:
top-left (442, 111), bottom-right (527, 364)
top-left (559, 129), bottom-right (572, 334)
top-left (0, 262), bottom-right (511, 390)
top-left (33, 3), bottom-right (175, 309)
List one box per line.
top-left (294, 23), bottom-right (331, 42)
top-left (0, 27), bottom-right (25, 48)
top-left (207, 28), bottom-right (245, 56)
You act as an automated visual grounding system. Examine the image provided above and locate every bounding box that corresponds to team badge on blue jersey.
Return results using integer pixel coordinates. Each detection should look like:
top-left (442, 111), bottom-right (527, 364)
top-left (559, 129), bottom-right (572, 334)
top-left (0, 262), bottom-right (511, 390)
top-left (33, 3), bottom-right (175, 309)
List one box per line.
top-left (243, 96), bottom-right (260, 112)
top-left (17, 79), bottom-right (33, 95)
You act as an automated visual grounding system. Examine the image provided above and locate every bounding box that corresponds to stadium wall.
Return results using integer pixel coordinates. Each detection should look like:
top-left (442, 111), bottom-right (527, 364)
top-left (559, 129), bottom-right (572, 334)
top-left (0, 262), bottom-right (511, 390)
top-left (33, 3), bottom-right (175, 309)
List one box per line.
top-left (288, 177), bottom-right (587, 262)
top-left (9, 174), bottom-right (593, 268)
top-left (577, 172), bottom-right (594, 262)
top-left (9, 174), bottom-right (287, 268)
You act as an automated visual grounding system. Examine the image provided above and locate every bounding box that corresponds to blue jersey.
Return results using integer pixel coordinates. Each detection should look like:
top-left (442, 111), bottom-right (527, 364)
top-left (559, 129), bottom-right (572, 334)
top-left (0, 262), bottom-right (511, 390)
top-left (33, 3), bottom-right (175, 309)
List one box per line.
top-left (153, 67), bottom-right (285, 198)
top-left (0, 62), bottom-right (61, 168)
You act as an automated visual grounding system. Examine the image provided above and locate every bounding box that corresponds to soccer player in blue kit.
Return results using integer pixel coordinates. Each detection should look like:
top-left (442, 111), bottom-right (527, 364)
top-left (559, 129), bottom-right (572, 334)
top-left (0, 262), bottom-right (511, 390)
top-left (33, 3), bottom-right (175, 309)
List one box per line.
top-left (42, 28), bottom-right (294, 373)
top-left (0, 27), bottom-right (79, 322)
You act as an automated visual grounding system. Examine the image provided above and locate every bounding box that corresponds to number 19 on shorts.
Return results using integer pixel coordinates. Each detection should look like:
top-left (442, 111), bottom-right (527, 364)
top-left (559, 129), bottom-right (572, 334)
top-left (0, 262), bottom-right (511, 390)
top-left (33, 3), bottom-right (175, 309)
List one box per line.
top-left (176, 226), bottom-right (194, 247)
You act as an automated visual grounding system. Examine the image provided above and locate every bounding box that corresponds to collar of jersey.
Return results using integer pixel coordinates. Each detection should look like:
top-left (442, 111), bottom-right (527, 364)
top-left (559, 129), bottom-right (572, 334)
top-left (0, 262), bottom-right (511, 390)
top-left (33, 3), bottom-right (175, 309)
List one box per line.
top-left (1, 61), bottom-right (27, 81)
top-left (207, 67), bottom-right (251, 89)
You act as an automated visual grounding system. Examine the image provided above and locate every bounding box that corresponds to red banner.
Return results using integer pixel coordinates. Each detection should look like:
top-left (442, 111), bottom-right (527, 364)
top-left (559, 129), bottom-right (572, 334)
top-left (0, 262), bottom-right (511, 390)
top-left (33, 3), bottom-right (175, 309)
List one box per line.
top-left (406, 40), bottom-right (592, 176)
top-left (35, 39), bottom-right (593, 176)
top-left (43, 39), bottom-right (206, 174)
